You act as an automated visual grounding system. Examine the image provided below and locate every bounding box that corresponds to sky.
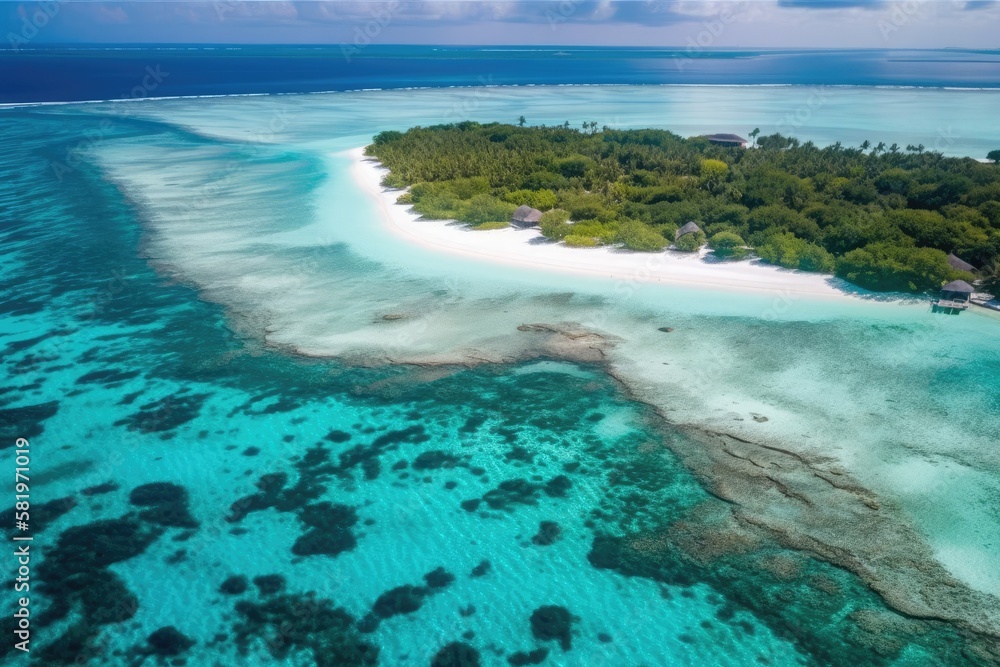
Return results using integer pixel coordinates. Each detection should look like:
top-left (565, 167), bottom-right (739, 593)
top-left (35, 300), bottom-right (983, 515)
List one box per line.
top-left (3, 1), bottom-right (999, 49)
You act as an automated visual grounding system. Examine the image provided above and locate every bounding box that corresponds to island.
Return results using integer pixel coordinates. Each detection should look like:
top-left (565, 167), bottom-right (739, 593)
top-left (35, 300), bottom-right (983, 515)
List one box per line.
top-left (364, 122), bottom-right (1000, 296)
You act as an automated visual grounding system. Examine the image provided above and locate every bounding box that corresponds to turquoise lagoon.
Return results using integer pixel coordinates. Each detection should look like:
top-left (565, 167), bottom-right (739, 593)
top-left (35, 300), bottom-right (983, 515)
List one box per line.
top-left (1, 85), bottom-right (1000, 665)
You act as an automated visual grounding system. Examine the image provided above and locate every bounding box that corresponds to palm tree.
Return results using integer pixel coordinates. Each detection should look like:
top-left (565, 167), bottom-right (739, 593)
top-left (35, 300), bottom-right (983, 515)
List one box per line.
top-left (980, 263), bottom-right (1000, 299)
top-left (861, 140), bottom-right (871, 152)
top-left (874, 142), bottom-right (886, 155)
top-left (749, 127), bottom-right (760, 147)
top-left (889, 143), bottom-right (899, 153)
top-left (518, 116), bottom-right (526, 127)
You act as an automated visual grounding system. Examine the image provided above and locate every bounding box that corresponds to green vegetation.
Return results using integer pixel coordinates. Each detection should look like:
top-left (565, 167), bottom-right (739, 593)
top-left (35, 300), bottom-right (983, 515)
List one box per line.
top-left (366, 122), bottom-right (999, 292)
top-left (708, 231), bottom-right (749, 259)
top-left (755, 232), bottom-right (836, 273)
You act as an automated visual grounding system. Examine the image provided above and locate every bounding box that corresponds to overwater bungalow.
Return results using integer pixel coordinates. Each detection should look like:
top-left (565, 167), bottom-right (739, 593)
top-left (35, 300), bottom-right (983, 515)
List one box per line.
top-left (933, 280), bottom-right (974, 313)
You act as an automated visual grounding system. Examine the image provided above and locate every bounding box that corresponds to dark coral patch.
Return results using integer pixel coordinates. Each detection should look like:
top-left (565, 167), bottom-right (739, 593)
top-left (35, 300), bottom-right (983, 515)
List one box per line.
top-left (292, 502), bottom-right (359, 558)
top-left (227, 472), bottom-right (288, 522)
top-left (75, 368), bottom-right (140, 386)
top-left (114, 392), bottom-right (211, 434)
top-left (413, 450), bottom-right (464, 470)
top-left (325, 430), bottom-right (352, 443)
top-left (146, 626), bottom-right (195, 656)
top-left (482, 479), bottom-right (542, 510)
top-left (459, 414), bottom-right (487, 433)
top-left (461, 499), bottom-right (481, 512)
top-left (26, 496), bottom-right (77, 533)
top-left (508, 648), bottom-right (549, 665)
top-left (530, 606), bottom-right (574, 651)
top-left (292, 529), bottom-right (357, 557)
top-left (41, 518), bottom-right (160, 577)
top-left (78, 571), bottom-right (139, 625)
top-left (81, 481), bottom-right (118, 496)
top-left (431, 642), bottom-right (481, 667)
top-left (372, 585), bottom-right (427, 619)
top-left (333, 426), bottom-right (430, 481)
top-left (504, 446), bottom-right (535, 465)
top-left (129, 482), bottom-right (198, 529)
top-left (543, 475), bottom-right (572, 498)
top-left (232, 593), bottom-right (378, 666)
top-left (470, 560), bottom-right (491, 578)
top-left (34, 624), bottom-right (94, 664)
top-left (129, 482), bottom-right (186, 506)
top-left (0, 400), bottom-right (59, 445)
top-left (220, 575), bottom-right (249, 596)
top-left (532, 521), bottom-right (562, 546)
top-left (424, 567), bottom-right (455, 589)
top-left (253, 574), bottom-right (286, 596)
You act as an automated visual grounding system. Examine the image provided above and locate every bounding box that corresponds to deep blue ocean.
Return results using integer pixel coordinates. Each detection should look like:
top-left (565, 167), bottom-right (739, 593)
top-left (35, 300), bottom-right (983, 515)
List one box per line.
top-left (2, 46), bottom-right (1000, 103)
top-left (2, 48), bottom-right (1000, 666)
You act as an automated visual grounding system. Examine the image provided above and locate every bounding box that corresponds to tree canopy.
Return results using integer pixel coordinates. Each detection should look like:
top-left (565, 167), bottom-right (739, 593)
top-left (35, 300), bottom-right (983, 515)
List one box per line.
top-left (365, 121), bottom-right (997, 293)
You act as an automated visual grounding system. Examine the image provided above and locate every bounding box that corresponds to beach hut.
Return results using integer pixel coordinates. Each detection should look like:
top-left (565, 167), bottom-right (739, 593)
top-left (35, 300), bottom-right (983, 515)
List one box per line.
top-left (705, 133), bottom-right (748, 148)
top-left (933, 280), bottom-right (974, 313)
top-left (511, 205), bottom-right (543, 228)
top-left (675, 221), bottom-right (702, 240)
top-left (947, 253), bottom-right (977, 274)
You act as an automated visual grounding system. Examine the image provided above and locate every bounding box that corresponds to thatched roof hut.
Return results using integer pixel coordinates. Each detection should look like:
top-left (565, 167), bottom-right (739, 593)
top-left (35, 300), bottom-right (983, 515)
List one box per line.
top-left (947, 253), bottom-right (976, 273)
top-left (941, 280), bottom-right (974, 299)
top-left (675, 221), bottom-right (702, 240)
top-left (705, 133), bottom-right (747, 148)
top-left (511, 205), bottom-right (543, 228)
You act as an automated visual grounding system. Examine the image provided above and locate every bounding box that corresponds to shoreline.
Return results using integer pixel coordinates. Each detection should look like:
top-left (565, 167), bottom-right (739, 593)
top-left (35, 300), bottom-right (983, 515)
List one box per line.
top-left (349, 147), bottom-right (881, 303)
top-left (346, 146), bottom-right (1000, 650)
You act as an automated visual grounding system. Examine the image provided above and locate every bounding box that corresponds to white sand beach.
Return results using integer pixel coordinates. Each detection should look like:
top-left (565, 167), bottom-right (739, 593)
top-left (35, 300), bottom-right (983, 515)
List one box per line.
top-left (349, 146), bottom-right (859, 301)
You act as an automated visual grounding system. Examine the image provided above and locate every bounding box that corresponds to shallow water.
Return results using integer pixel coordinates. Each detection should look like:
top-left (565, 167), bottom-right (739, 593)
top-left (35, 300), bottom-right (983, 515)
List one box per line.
top-left (2, 86), bottom-right (1000, 665)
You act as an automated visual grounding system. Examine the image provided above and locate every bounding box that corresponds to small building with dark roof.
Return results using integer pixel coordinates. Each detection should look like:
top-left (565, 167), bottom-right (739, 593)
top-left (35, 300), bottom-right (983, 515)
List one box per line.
top-left (705, 133), bottom-right (747, 148)
top-left (511, 205), bottom-right (543, 228)
top-left (947, 253), bottom-right (977, 274)
top-left (933, 279), bottom-right (974, 313)
top-left (675, 221), bottom-right (702, 240)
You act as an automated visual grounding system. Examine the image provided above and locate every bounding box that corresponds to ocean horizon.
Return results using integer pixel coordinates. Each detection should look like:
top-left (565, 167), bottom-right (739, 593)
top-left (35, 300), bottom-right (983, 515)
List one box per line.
top-left (3, 46), bottom-right (1000, 104)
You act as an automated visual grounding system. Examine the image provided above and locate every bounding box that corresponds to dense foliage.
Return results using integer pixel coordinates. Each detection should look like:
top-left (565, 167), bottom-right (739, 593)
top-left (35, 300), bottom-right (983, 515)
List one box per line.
top-left (365, 122), bottom-right (1000, 292)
